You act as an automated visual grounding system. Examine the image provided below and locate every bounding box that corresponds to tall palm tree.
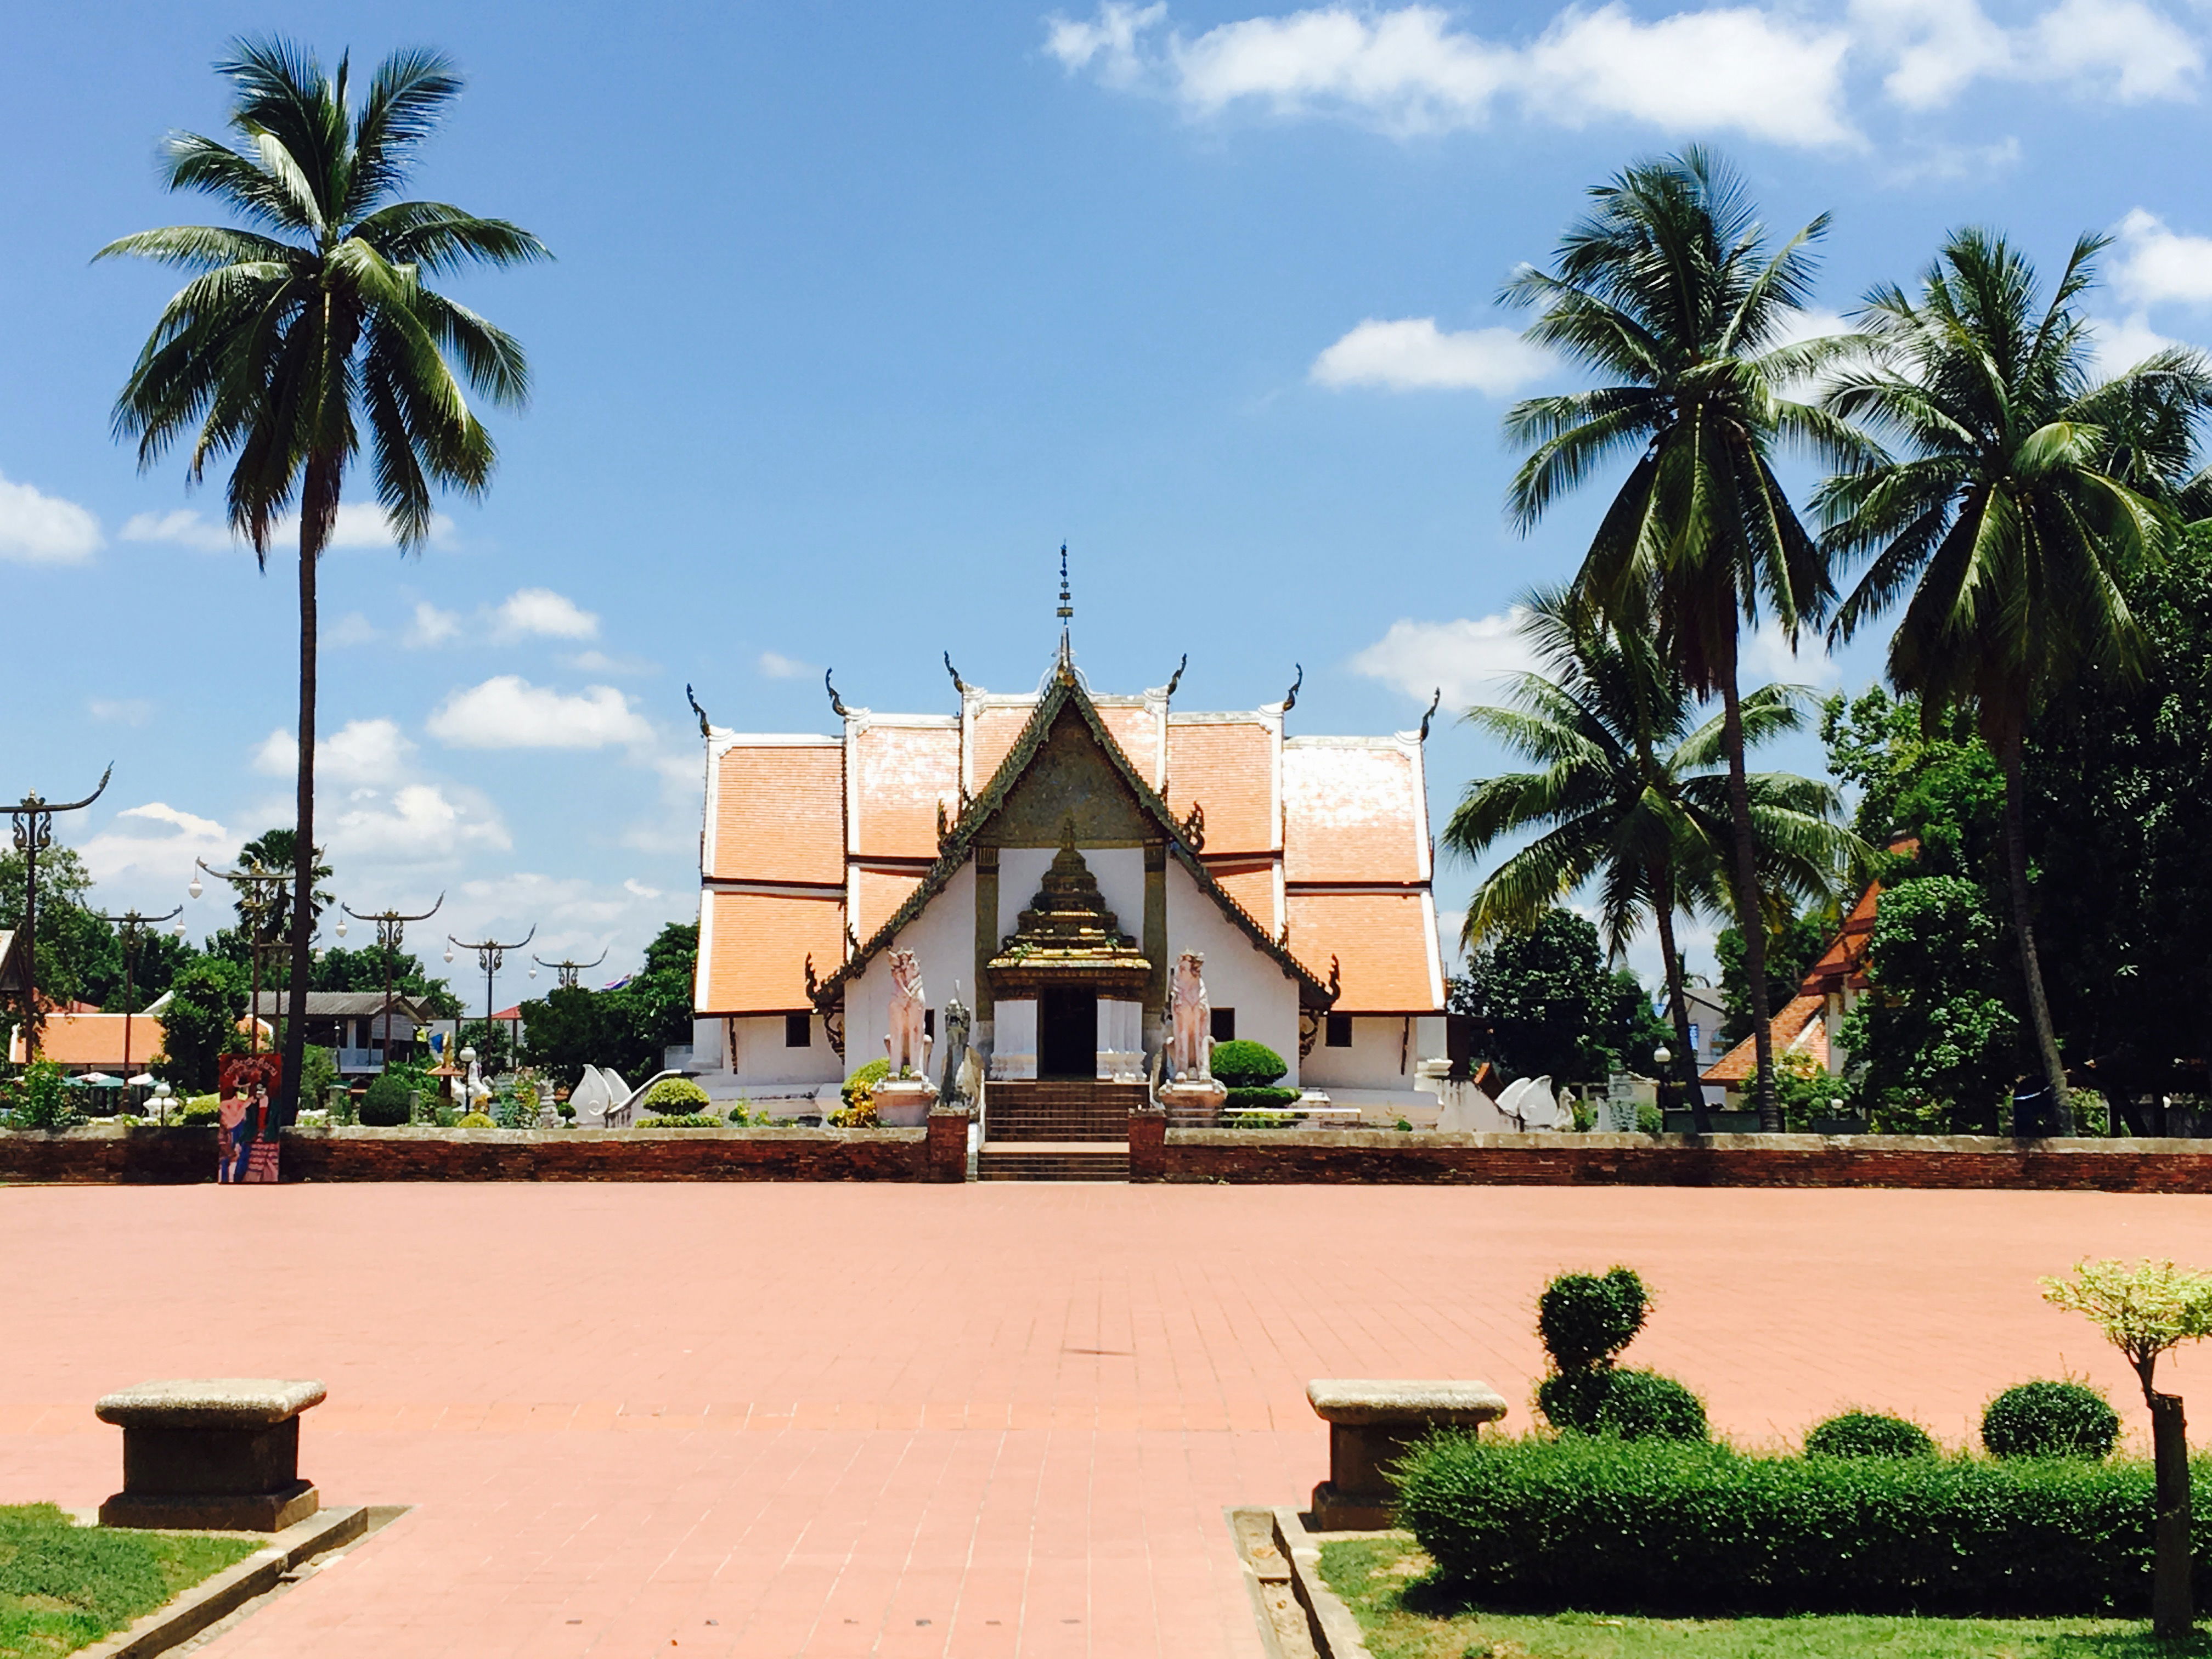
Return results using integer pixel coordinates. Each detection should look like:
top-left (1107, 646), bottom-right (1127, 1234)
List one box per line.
top-left (1500, 148), bottom-right (1870, 1130)
top-left (103, 40), bottom-right (547, 1120)
top-left (1816, 230), bottom-right (2212, 1127)
top-left (1444, 590), bottom-right (1854, 1132)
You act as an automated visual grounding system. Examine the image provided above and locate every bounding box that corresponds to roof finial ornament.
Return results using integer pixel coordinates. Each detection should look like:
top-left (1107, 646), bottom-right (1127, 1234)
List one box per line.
top-left (1282, 663), bottom-right (1302, 713)
top-left (1055, 542), bottom-right (1075, 678)
top-left (686, 682), bottom-right (711, 739)
top-left (944, 651), bottom-right (969, 697)
top-left (1164, 653), bottom-right (1187, 699)
top-left (1418, 686), bottom-right (1441, 742)
top-left (825, 668), bottom-right (849, 719)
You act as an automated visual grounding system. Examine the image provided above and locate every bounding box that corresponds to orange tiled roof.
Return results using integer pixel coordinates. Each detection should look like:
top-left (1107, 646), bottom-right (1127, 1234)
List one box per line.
top-left (850, 721), bottom-right (960, 860)
top-left (1096, 703), bottom-right (1164, 787)
top-left (1209, 860), bottom-right (1279, 937)
top-left (968, 706), bottom-right (1031, 793)
top-left (709, 741), bottom-right (845, 885)
top-left (853, 868), bottom-right (926, 939)
top-left (1166, 720), bottom-right (1276, 855)
top-left (697, 891), bottom-right (848, 1015)
top-left (1701, 992), bottom-right (1825, 1083)
top-left (1286, 890), bottom-right (1443, 1013)
top-left (1283, 741), bottom-right (1426, 884)
top-left (9, 1012), bottom-right (166, 1069)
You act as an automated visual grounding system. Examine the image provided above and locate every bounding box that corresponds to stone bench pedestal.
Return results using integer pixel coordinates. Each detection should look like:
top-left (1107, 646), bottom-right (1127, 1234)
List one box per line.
top-left (1307, 1378), bottom-right (1508, 1530)
top-left (97, 1378), bottom-right (327, 1531)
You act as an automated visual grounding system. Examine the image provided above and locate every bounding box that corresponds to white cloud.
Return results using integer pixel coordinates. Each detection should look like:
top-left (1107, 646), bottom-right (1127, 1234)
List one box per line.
top-left (328, 611), bottom-right (379, 647)
top-left (1052, 0), bottom-right (2202, 144)
top-left (1740, 617), bottom-right (1839, 686)
top-left (119, 502), bottom-right (454, 554)
top-left (757, 650), bottom-right (814, 679)
top-left (2114, 208), bottom-right (2212, 308)
top-left (426, 677), bottom-right (654, 750)
top-left (490, 587), bottom-right (599, 642)
top-left (2089, 311), bottom-right (2186, 374)
top-left (255, 718), bottom-right (417, 788)
top-left (76, 801), bottom-right (232, 891)
top-left (88, 698), bottom-right (153, 726)
top-left (0, 471), bottom-right (101, 565)
top-left (323, 782), bottom-right (511, 863)
top-left (624, 878), bottom-right (663, 900)
top-left (1050, 2), bottom-right (1857, 146)
top-left (1348, 610), bottom-right (1547, 709)
top-left (1311, 318), bottom-right (1552, 393)
top-left (405, 602), bottom-right (463, 648)
top-left (565, 649), bottom-right (656, 675)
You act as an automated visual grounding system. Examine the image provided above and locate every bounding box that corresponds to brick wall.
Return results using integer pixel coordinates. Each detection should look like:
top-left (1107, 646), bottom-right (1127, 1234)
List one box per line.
top-left (0, 1125), bottom-right (214, 1183)
top-left (1148, 1130), bottom-right (2212, 1191)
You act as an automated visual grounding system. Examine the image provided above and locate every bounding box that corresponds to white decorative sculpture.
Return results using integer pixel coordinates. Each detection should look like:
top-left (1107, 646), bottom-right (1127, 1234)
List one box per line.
top-left (883, 949), bottom-right (932, 1079)
top-left (1167, 951), bottom-right (1210, 1082)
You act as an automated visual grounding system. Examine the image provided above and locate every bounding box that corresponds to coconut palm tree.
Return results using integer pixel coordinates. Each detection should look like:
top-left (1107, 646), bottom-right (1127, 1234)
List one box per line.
top-left (1816, 230), bottom-right (2212, 1127)
top-left (1501, 148), bottom-right (1870, 1129)
top-left (1444, 590), bottom-right (1855, 1132)
top-left (102, 39), bottom-right (547, 1120)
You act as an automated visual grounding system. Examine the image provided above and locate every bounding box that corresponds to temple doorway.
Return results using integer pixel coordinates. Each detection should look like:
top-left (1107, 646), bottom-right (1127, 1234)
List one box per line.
top-left (1037, 986), bottom-right (1098, 1079)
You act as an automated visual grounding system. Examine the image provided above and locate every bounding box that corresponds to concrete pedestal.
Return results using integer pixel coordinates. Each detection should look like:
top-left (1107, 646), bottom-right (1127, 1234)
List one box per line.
top-left (1306, 1378), bottom-right (1509, 1530)
top-left (1158, 1078), bottom-right (1227, 1129)
top-left (97, 1378), bottom-right (327, 1532)
top-left (872, 1079), bottom-right (935, 1127)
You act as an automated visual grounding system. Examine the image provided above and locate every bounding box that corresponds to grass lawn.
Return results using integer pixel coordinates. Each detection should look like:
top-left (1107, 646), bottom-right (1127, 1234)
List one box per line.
top-left (1320, 1537), bottom-right (2212, 1658)
top-left (0, 1503), bottom-right (259, 1658)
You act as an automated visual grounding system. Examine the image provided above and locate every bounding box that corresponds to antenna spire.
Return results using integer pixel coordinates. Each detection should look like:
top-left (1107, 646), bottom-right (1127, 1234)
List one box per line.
top-left (1056, 542), bottom-right (1074, 674)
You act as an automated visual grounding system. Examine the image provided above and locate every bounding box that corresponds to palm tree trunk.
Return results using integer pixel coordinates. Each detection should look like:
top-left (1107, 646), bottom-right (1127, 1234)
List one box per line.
top-left (1999, 732), bottom-right (2072, 1133)
top-left (1718, 656), bottom-right (1779, 1131)
top-left (278, 453), bottom-right (336, 1128)
top-left (1651, 873), bottom-right (1709, 1135)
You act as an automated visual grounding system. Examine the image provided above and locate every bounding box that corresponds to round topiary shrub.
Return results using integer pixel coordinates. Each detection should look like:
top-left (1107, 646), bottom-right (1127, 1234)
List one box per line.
top-left (1209, 1040), bottom-right (1287, 1088)
top-left (641, 1112), bottom-right (721, 1128)
top-left (454, 1111), bottom-right (496, 1128)
top-left (1806, 1410), bottom-right (1937, 1459)
top-left (359, 1072), bottom-right (411, 1127)
top-left (1536, 1368), bottom-right (1707, 1441)
top-left (642, 1076), bottom-right (710, 1112)
top-left (1538, 1266), bottom-right (1650, 1372)
top-left (1982, 1381), bottom-right (2120, 1460)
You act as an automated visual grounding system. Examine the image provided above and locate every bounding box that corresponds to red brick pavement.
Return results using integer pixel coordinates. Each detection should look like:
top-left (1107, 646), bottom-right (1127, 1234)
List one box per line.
top-left (4, 1182), bottom-right (2212, 1655)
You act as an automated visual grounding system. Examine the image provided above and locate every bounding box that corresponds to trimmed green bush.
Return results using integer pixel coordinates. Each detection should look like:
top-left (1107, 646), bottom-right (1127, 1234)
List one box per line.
top-left (1805, 1412), bottom-right (1938, 1459)
top-left (1395, 1431), bottom-right (2203, 1616)
top-left (454, 1111), bottom-right (496, 1128)
top-left (1538, 1266), bottom-right (1650, 1370)
top-left (641, 1076), bottom-right (710, 1111)
top-left (1982, 1380), bottom-right (2121, 1461)
top-left (842, 1058), bottom-right (891, 1108)
top-left (1536, 1368), bottom-right (1707, 1442)
top-left (640, 1112), bottom-right (721, 1128)
top-left (359, 1072), bottom-right (410, 1127)
top-left (1223, 1086), bottom-right (1301, 1111)
top-left (1209, 1039), bottom-right (1287, 1088)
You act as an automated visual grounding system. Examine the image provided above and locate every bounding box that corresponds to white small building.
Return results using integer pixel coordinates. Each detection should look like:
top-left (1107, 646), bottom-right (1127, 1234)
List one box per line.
top-left (688, 641), bottom-right (1448, 1118)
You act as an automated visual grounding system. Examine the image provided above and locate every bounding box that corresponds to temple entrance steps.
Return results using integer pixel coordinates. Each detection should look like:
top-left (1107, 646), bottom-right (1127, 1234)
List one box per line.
top-left (982, 1080), bottom-right (1148, 1144)
top-left (977, 1143), bottom-right (1132, 1182)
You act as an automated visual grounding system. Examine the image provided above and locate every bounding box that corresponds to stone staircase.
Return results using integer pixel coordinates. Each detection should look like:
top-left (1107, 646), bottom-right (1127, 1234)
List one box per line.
top-left (978, 1081), bottom-right (1145, 1181)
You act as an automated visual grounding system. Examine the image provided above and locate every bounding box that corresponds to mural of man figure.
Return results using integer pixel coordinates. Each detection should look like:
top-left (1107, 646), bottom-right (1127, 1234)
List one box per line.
top-left (216, 1053), bottom-right (284, 1184)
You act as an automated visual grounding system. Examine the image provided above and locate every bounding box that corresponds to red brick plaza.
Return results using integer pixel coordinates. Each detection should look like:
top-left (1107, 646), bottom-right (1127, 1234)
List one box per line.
top-left (5, 1182), bottom-right (2211, 1656)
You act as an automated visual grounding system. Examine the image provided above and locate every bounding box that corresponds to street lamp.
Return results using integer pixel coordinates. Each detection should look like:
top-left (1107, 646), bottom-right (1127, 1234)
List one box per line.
top-left (92, 904), bottom-right (183, 1106)
top-left (532, 947), bottom-right (608, 991)
top-left (1654, 1045), bottom-right (1672, 1067)
top-left (152, 1080), bottom-right (172, 1126)
top-left (448, 926), bottom-right (533, 1076)
top-left (340, 896), bottom-right (442, 1076)
top-left (193, 857), bottom-right (290, 1056)
top-left (5, 764), bottom-right (112, 1058)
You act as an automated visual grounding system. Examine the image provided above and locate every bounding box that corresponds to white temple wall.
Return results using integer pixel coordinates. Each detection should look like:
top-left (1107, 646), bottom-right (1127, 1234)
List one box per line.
top-left (845, 861), bottom-right (977, 1093)
top-left (718, 1015), bottom-right (842, 1093)
top-left (1300, 1013), bottom-right (1448, 1094)
top-left (1164, 860), bottom-right (1301, 1085)
top-left (997, 846), bottom-right (1144, 942)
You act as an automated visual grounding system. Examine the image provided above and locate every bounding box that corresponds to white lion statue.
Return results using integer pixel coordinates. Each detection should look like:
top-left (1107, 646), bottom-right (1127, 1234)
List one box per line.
top-left (884, 949), bottom-right (931, 1079)
top-left (1167, 950), bottom-right (1210, 1081)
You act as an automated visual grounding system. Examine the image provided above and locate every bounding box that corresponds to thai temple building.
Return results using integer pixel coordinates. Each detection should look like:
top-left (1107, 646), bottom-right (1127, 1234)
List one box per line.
top-left (687, 606), bottom-right (1449, 1130)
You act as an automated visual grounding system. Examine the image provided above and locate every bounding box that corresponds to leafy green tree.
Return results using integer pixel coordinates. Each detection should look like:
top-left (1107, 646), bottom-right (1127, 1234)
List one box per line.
top-left (456, 1020), bottom-right (513, 1079)
top-left (1820, 686), bottom-right (2005, 879)
top-left (155, 957), bottom-right (249, 1092)
top-left (1837, 876), bottom-right (2019, 1133)
top-left (518, 922), bottom-right (698, 1086)
top-left (2023, 526), bottom-right (2212, 1124)
top-left (0, 845), bottom-right (114, 1012)
top-left (1818, 229), bottom-right (2212, 1127)
top-left (1502, 149), bottom-right (1868, 1128)
top-left (103, 39), bottom-right (546, 1119)
top-left (1444, 590), bottom-right (1852, 1127)
top-left (311, 943), bottom-right (461, 1017)
top-left (1449, 909), bottom-right (1670, 1085)
top-left (1713, 912), bottom-right (1834, 1045)
top-left (516, 986), bottom-right (615, 1091)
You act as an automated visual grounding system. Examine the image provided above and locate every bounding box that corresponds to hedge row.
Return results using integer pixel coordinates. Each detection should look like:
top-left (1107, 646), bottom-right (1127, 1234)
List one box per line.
top-left (1395, 1432), bottom-right (2208, 1616)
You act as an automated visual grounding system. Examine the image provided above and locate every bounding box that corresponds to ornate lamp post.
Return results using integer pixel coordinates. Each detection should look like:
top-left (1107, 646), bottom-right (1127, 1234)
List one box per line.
top-left (92, 905), bottom-right (183, 1104)
top-left (338, 895), bottom-right (441, 1074)
top-left (531, 947), bottom-right (607, 991)
top-left (5, 765), bottom-right (112, 1056)
top-left (191, 857), bottom-right (290, 1055)
top-left (449, 926), bottom-right (533, 1073)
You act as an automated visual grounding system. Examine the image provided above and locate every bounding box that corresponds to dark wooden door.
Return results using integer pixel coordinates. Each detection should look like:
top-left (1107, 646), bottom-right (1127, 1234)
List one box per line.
top-left (1037, 986), bottom-right (1098, 1079)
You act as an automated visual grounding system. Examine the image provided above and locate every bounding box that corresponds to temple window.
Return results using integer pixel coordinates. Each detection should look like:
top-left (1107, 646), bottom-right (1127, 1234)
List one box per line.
top-left (784, 1014), bottom-right (810, 1048)
top-left (1211, 1008), bottom-right (1236, 1042)
top-left (1325, 1013), bottom-right (1353, 1048)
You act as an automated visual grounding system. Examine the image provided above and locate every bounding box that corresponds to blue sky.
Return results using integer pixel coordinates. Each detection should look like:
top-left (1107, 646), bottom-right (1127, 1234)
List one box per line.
top-left (7, 0), bottom-right (2212, 1007)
